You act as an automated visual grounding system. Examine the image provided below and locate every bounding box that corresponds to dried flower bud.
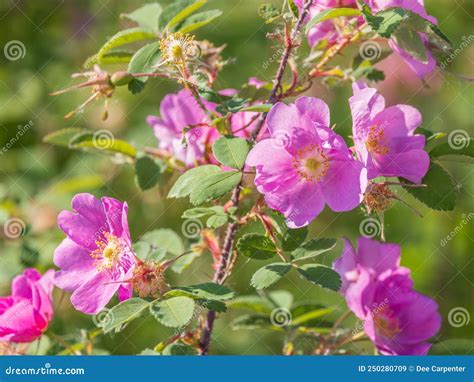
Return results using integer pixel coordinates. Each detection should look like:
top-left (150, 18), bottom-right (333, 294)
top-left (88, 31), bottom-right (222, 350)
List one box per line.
top-left (131, 261), bottom-right (169, 298)
top-left (363, 183), bottom-right (394, 213)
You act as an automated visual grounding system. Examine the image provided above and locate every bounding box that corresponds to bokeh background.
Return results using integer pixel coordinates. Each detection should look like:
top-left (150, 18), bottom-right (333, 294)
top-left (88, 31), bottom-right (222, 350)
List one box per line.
top-left (0, 0), bottom-right (472, 355)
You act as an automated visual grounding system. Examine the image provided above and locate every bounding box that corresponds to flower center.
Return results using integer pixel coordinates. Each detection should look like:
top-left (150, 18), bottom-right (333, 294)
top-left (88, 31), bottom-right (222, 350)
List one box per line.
top-left (366, 125), bottom-right (389, 155)
top-left (292, 144), bottom-right (330, 183)
top-left (90, 232), bottom-right (123, 271)
top-left (373, 307), bottom-right (401, 339)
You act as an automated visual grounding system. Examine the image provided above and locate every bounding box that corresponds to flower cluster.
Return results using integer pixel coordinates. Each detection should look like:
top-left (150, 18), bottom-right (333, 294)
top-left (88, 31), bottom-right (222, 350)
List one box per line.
top-left (245, 83), bottom-right (428, 227)
top-left (334, 237), bottom-right (441, 355)
top-left (295, 0), bottom-right (438, 77)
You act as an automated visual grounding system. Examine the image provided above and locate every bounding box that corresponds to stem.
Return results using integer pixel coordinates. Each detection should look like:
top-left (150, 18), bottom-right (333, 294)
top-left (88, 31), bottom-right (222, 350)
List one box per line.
top-left (198, 1), bottom-right (313, 354)
top-left (309, 23), bottom-right (366, 78)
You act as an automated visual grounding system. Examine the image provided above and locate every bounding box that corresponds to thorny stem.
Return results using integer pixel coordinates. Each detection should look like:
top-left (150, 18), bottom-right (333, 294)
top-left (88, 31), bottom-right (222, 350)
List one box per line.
top-left (197, 0), bottom-right (314, 355)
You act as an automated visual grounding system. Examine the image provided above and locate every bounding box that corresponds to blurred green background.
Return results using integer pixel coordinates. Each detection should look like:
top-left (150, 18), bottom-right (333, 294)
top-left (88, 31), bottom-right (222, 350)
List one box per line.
top-left (0, 0), bottom-right (472, 355)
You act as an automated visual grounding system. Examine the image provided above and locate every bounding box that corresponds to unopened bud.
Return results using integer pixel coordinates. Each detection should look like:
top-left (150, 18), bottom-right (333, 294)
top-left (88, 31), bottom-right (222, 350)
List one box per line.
top-left (110, 71), bottom-right (133, 86)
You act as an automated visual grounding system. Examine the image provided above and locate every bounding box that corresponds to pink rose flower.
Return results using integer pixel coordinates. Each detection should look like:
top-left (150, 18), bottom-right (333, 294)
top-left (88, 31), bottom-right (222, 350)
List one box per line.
top-left (334, 238), bottom-right (441, 355)
top-left (147, 89), bottom-right (219, 168)
top-left (54, 193), bottom-right (136, 315)
top-left (349, 82), bottom-right (429, 183)
top-left (0, 268), bottom-right (54, 343)
top-left (246, 96), bottom-right (367, 228)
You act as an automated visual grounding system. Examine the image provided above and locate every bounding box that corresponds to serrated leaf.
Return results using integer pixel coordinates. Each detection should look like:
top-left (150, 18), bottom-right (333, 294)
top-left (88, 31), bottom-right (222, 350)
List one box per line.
top-left (96, 28), bottom-right (156, 60)
top-left (401, 162), bottom-right (457, 211)
top-left (149, 296), bottom-right (195, 327)
top-left (206, 213), bottom-right (228, 228)
top-left (280, 227), bottom-right (308, 252)
top-left (140, 228), bottom-right (183, 259)
top-left (306, 8), bottom-right (361, 33)
top-left (297, 264), bottom-right (341, 291)
top-left (128, 79), bottom-right (146, 94)
top-left (227, 296), bottom-right (273, 314)
top-left (100, 298), bottom-right (149, 333)
top-left (291, 238), bottom-right (337, 261)
top-left (182, 206), bottom-right (224, 219)
top-left (212, 136), bottom-right (250, 169)
top-left (166, 283), bottom-right (235, 301)
top-left (128, 42), bottom-right (161, 84)
top-left (178, 9), bottom-right (222, 34)
top-left (168, 165), bottom-right (221, 198)
top-left (361, 5), bottom-right (405, 38)
top-left (162, 343), bottom-right (197, 355)
top-left (393, 28), bottom-right (428, 63)
top-left (121, 3), bottom-right (162, 31)
top-left (237, 234), bottom-right (277, 260)
top-left (135, 155), bottom-right (162, 191)
top-left (251, 263), bottom-right (292, 289)
top-left (43, 127), bottom-right (91, 147)
top-left (159, 0), bottom-right (207, 31)
top-left (68, 133), bottom-right (137, 158)
top-left (196, 299), bottom-right (227, 313)
top-left (189, 170), bottom-right (242, 205)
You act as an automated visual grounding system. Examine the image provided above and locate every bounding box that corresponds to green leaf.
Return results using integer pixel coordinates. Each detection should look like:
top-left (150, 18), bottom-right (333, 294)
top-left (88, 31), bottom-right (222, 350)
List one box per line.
top-left (159, 0), bottom-right (207, 31)
top-left (290, 304), bottom-right (335, 327)
top-left (196, 299), bottom-right (227, 313)
top-left (212, 136), bottom-right (250, 169)
top-left (100, 298), bottom-right (149, 333)
top-left (43, 127), bottom-right (91, 147)
top-left (99, 49), bottom-right (134, 65)
top-left (128, 42), bottom-right (161, 84)
top-left (121, 3), bottom-right (162, 32)
top-left (49, 175), bottom-right (103, 195)
top-left (135, 155), bottom-right (162, 191)
top-left (231, 314), bottom-right (272, 330)
top-left (162, 343), bottom-right (197, 355)
top-left (267, 290), bottom-right (294, 310)
top-left (206, 213), bottom-right (228, 228)
top-left (140, 228), bottom-right (183, 259)
top-left (168, 165), bottom-right (220, 198)
top-left (189, 170), bottom-right (242, 205)
top-left (128, 79), bottom-right (146, 94)
top-left (401, 162), bottom-right (457, 211)
top-left (166, 283), bottom-right (235, 301)
top-left (297, 264), bottom-right (341, 291)
top-left (182, 206), bottom-right (224, 218)
top-left (227, 296), bottom-right (273, 314)
top-left (178, 10), bottom-right (223, 34)
top-left (96, 28), bottom-right (156, 60)
top-left (393, 28), bottom-right (428, 63)
top-left (237, 233), bottom-right (277, 260)
top-left (251, 263), bottom-right (292, 289)
top-left (429, 339), bottom-right (474, 355)
top-left (361, 5), bottom-right (405, 38)
top-left (149, 296), bottom-right (195, 327)
top-left (69, 133), bottom-right (137, 158)
top-left (306, 8), bottom-right (361, 33)
top-left (291, 238), bottom-right (337, 261)
top-left (280, 227), bottom-right (308, 252)
top-left (430, 139), bottom-right (473, 159)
